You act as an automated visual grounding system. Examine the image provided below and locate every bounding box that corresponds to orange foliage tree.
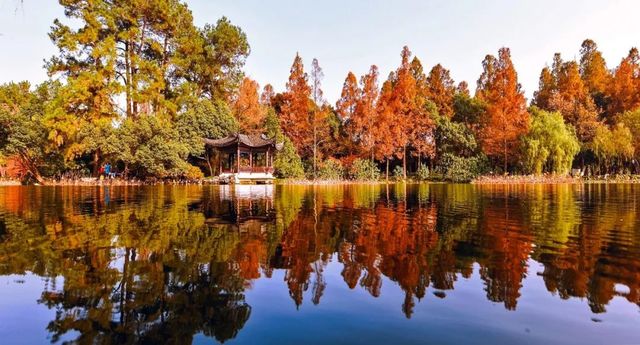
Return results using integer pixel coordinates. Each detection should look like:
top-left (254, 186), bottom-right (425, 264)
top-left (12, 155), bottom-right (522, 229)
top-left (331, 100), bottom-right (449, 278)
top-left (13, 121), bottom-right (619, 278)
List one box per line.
top-left (355, 66), bottom-right (380, 162)
top-left (476, 48), bottom-right (530, 173)
top-left (376, 47), bottom-right (434, 178)
top-left (280, 53), bottom-right (313, 157)
top-left (375, 77), bottom-right (398, 179)
top-left (548, 60), bottom-right (599, 143)
top-left (337, 71), bottom-right (361, 155)
top-left (579, 39), bottom-right (610, 108)
top-left (232, 77), bottom-right (265, 134)
top-left (425, 64), bottom-right (456, 118)
top-left (608, 48), bottom-right (640, 117)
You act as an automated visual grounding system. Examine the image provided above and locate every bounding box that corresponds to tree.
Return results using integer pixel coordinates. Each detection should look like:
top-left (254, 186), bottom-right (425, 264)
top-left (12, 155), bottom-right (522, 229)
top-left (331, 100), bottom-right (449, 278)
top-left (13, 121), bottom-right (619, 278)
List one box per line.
top-left (619, 108), bottom-right (640, 169)
top-left (355, 66), bottom-right (380, 162)
top-left (375, 76), bottom-right (397, 180)
top-left (195, 17), bottom-right (251, 100)
top-left (607, 48), bottom-right (640, 117)
top-left (377, 46), bottom-right (430, 178)
top-left (579, 39), bottom-right (610, 109)
top-left (232, 77), bottom-right (265, 135)
top-left (45, 0), bottom-right (250, 178)
top-left (435, 114), bottom-right (479, 159)
top-left (336, 72), bottom-right (359, 123)
top-left (532, 66), bottom-right (555, 110)
top-left (425, 64), bottom-right (456, 118)
top-left (337, 72), bottom-right (361, 154)
top-left (452, 90), bottom-right (486, 133)
top-left (280, 54), bottom-right (312, 157)
top-left (521, 108), bottom-right (580, 175)
top-left (260, 84), bottom-right (275, 106)
top-left (548, 60), bottom-right (599, 144)
top-left (591, 123), bottom-right (634, 174)
top-left (309, 58), bottom-right (330, 178)
top-left (176, 99), bottom-right (238, 175)
top-left (0, 82), bottom-right (54, 182)
top-left (265, 109), bottom-right (304, 178)
top-left (476, 48), bottom-right (530, 173)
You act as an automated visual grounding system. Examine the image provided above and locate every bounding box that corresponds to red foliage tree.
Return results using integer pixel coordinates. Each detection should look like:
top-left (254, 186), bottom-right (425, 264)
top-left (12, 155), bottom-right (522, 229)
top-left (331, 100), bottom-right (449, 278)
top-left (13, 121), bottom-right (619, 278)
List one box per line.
top-left (232, 77), bottom-right (265, 134)
top-left (476, 48), bottom-right (530, 173)
top-left (280, 53), bottom-right (313, 156)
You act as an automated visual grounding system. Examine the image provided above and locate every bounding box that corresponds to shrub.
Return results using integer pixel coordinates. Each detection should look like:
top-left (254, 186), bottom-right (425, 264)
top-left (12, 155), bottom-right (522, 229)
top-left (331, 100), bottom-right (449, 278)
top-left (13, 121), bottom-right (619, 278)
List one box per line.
top-left (318, 158), bottom-right (345, 180)
top-left (439, 153), bottom-right (488, 182)
top-left (274, 137), bottom-right (305, 179)
top-left (416, 164), bottom-right (430, 181)
top-left (185, 164), bottom-right (204, 180)
top-left (348, 158), bottom-right (380, 181)
top-left (393, 166), bottom-right (404, 181)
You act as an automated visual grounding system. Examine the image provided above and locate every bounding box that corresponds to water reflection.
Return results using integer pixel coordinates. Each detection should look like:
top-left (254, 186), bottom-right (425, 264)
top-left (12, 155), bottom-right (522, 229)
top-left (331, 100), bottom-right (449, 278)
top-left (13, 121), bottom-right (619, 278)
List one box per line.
top-left (0, 184), bottom-right (638, 343)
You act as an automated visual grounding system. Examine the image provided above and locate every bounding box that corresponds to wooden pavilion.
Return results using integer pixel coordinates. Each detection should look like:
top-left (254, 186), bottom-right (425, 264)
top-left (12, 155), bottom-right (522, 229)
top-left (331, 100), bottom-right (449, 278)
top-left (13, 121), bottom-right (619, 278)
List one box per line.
top-left (204, 134), bottom-right (282, 183)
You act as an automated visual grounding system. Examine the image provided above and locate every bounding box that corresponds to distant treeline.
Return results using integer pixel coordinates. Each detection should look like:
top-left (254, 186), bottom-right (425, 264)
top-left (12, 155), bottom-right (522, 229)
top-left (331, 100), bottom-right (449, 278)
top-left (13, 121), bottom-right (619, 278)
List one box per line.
top-left (2, 1), bottom-right (640, 182)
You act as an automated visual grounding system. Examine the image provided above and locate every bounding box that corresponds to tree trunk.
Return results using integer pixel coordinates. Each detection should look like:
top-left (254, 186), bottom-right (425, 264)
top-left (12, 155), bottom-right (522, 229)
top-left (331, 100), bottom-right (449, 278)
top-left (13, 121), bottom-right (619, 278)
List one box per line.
top-left (386, 158), bottom-right (389, 182)
top-left (93, 150), bottom-right (101, 177)
top-left (403, 145), bottom-right (407, 179)
top-left (503, 140), bottom-right (507, 175)
top-left (125, 40), bottom-right (132, 118)
top-left (205, 150), bottom-right (213, 177)
top-left (18, 153), bottom-right (44, 184)
top-left (313, 115), bottom-right (317, 180)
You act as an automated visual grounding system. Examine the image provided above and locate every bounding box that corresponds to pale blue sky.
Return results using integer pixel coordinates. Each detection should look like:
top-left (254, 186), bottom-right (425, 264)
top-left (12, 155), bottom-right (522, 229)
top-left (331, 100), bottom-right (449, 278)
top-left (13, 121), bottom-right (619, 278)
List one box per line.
top-left (1, 0), bottom-right (639, 103)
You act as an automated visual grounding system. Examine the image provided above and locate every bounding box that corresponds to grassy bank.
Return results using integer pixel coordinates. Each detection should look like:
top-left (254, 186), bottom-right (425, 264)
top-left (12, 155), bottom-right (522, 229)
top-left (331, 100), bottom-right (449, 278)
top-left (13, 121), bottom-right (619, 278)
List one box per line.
top-left (473, 174), bottom-right (640, 184)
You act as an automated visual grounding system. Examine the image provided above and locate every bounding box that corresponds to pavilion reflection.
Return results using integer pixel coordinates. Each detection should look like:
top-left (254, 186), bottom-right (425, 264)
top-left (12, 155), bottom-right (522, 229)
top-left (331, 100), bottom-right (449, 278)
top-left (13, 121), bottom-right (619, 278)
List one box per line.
top-left (202, 185), bottom-right (275, 233)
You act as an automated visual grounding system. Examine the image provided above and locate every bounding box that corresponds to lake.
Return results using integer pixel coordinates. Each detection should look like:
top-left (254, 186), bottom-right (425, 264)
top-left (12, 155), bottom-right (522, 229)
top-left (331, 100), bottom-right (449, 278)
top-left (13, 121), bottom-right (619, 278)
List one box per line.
top-left (0, 184), bottom-right (638, 344)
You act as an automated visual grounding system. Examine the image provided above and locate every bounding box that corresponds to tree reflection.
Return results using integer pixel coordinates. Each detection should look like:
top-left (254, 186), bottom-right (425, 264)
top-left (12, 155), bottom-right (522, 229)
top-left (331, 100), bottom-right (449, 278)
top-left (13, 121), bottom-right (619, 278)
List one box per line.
top-left (0, 183), bottom-right (639, 343)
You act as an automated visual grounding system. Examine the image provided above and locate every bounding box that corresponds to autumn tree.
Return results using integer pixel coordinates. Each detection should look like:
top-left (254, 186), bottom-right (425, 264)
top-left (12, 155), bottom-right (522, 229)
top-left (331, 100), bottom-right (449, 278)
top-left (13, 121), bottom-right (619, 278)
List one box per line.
top-left (532, 66), bottom-right (555, 110)
top-left (337, 72), bottom-right (360, 126)
top-left (425, 64), bottom-right (456, 118)
top-left (548, 60), bottom-right (599, 144)
top-left (476, 48), bottom-right (530, 173)
top-left (377, 47), bottom-right (435, 178)
top-left (232, 77), bottom-right (265, 134)
top-left (579, 39), bottom-right (610, 109)
top-left (410, 57), bottom-right (428, 102)
top-left (280, 54), bottom-right (312, 157)
top-left (375, 76), bottom-right (398, 180)
top-left (607, 48), bottom-right (640, 117)
top-left (337, 72), bottom-right (361, 154)
top-left (354, 66), bottom-right (380, 162)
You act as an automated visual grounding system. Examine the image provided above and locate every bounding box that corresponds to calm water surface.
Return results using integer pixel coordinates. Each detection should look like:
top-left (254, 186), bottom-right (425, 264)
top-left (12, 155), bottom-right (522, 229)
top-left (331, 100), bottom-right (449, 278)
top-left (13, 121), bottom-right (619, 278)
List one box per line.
top-left (0, 184), bottom-right (638, 344)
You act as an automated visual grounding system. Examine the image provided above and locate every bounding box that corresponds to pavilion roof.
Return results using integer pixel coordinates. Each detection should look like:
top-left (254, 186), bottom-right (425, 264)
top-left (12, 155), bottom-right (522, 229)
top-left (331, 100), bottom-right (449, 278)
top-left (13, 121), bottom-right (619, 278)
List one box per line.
top-left (204, 133), bottom-right (282, 149)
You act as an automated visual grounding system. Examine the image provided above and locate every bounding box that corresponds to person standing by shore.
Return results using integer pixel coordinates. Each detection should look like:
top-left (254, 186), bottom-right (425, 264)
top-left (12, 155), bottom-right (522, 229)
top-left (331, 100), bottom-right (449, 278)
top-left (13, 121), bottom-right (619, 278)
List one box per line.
top-left (104, 163), bottom-right (111, 179)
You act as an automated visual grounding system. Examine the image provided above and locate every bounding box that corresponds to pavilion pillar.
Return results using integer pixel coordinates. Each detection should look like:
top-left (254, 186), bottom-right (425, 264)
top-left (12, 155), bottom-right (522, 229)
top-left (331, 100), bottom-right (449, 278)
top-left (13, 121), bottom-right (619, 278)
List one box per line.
top-left (236, 146), bottom-right (240, 173)
top-left (249, 150), bottom-right (253, 174)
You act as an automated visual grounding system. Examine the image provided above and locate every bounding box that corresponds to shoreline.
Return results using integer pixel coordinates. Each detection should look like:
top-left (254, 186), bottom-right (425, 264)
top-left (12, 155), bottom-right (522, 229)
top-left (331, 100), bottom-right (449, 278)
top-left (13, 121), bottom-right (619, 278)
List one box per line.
top-left (3, 175), bottom-right (640, 187)
top-left (472, 175), bottom-right (640, 184)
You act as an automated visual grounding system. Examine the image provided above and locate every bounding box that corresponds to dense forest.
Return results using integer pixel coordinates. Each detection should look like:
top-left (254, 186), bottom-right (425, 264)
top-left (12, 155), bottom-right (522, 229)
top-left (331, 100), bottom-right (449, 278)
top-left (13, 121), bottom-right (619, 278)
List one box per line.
top-left (2, 0), bottom-right (640, 182)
